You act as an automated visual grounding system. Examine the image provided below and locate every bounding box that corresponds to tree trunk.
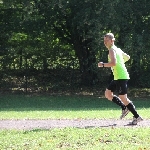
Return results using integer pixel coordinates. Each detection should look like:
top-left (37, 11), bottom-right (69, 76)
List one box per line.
top-left (73, 39), bottom-right (97, 86)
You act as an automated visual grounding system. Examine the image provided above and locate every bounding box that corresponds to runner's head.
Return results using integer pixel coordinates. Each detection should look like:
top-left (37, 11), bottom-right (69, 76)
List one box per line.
top-left (104, 33), bottom-right (115, 48)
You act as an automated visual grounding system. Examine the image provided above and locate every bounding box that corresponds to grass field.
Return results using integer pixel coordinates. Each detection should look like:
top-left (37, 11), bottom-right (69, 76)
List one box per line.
top-left (0, 94), bottom-right (150, 119)
top-left (0, 94), bottom-right (150, 150)
top-left (0, 128), bottom-right (149, 150)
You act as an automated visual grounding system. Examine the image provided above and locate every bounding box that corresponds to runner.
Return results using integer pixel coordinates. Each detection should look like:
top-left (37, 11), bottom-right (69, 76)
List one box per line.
top-left (98, 33), bottom-right (143, 125)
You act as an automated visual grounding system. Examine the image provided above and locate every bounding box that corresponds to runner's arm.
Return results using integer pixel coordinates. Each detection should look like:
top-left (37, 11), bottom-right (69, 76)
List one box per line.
top-left (98, 49), bottom-right (116, 67)
top-left (122, 52), bottom-right (130, 62)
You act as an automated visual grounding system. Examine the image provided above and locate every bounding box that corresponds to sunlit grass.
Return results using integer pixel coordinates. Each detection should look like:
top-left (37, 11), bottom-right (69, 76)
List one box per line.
top-left (0, 95), bottom-right (150, 119)
top-left (0, 128), bottom-right (150, 150)
top-left (0, 94), bottom-right (150, 149)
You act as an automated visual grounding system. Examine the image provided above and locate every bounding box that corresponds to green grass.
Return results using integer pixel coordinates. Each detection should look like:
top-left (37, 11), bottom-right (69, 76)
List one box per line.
top-left (0, 94), bottom-right (150, 150)
top-left (0, 95), bottom-right (150, 119)
top-left (0, 128), bottom-right (150, 150)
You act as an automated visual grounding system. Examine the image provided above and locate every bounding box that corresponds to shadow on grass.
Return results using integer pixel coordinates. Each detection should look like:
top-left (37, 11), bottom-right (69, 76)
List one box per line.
top-left (0, 94), bottom-right (149, 111)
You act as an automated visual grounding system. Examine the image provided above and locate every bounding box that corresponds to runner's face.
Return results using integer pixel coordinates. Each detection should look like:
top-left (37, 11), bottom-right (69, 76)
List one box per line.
top-left (104, 36), bottom-right (112, 48)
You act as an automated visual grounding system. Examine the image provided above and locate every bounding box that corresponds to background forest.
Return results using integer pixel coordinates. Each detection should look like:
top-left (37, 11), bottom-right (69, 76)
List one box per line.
top-left (0, 0), bottom-right (150, 93)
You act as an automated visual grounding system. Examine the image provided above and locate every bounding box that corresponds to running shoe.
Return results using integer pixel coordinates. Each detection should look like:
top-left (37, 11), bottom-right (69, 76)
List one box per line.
top-left (130, 116), bottom-right (143, 125)
top-left (120, 108), bottom-right (130, 119)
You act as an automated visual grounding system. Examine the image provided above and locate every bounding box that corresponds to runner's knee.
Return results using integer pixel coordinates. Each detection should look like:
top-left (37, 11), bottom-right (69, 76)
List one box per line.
top-left (105, 90), bottom-right (113, 101)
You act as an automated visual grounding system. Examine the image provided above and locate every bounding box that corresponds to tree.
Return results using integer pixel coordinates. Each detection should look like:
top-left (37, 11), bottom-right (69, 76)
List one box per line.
top-left (35, 0), bottom-right (111, 85)
top-left (1, 0), bottom-right (150, 88)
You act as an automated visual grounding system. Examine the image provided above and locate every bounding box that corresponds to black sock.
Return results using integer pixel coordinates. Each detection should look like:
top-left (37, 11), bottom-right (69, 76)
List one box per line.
top-left (126, 103), bottom-right (139, 118)
top-left (112, 96), bottom-right (126, 110)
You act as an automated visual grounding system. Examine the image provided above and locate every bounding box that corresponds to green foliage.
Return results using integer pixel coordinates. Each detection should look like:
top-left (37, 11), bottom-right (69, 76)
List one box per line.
top-left (0, 0), bottom-right (150, 87)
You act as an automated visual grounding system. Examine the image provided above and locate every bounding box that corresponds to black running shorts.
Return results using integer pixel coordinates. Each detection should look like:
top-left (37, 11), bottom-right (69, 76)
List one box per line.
top-left (107, 79), bottom-right (128, 95)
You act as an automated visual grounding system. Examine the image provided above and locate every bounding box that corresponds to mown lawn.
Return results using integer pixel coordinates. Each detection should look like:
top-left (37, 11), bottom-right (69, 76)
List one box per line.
top-left (0, 94), bottom-right (149, 119)
top-left (0, 94), bottom-right (150, 150)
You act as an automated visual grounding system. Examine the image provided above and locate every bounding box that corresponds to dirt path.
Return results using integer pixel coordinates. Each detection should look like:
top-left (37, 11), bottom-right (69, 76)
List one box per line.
top-left (0, 119), bottom-right (150, 130)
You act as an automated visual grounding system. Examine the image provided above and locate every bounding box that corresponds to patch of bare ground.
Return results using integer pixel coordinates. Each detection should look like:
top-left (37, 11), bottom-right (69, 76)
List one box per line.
top-left (0, 119), bottom-right (150, 130)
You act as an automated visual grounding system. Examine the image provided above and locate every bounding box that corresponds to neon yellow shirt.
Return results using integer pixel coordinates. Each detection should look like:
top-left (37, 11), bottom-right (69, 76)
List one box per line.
top-left (108, 45), bottom-right (130, 80)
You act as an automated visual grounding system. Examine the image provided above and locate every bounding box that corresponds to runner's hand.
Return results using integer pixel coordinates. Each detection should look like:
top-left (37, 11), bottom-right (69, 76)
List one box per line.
top-left (98, 62), bottom-right (103, 67)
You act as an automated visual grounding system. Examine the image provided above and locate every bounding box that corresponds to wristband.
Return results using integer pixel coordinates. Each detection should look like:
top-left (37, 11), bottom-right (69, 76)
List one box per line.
top-left (102, 63), bottom-right (104, 67)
